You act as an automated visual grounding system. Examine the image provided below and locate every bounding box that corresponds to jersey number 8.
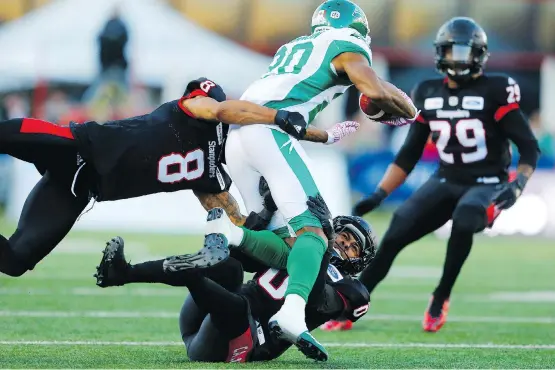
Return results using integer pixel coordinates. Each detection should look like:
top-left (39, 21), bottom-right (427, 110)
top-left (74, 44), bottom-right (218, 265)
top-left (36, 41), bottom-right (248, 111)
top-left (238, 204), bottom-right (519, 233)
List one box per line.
top-left (157, 149), bottom-right (204, 183)
top-left (430, 119), bottom-right (487, 164)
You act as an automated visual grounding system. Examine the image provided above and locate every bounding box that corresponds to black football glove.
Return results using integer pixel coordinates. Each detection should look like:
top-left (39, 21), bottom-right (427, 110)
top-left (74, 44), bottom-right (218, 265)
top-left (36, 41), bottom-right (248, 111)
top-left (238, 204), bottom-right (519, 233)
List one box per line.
top-left (259, 177), bottom-right (277, 212)
top-left (353, 188), bottom-right (388, 216)
top-left (491, 173), bottom-right (528, 210)
top-left (275, 110), bottom-right (307, 140)
top-left (307, 194), bottom-right (334, 242)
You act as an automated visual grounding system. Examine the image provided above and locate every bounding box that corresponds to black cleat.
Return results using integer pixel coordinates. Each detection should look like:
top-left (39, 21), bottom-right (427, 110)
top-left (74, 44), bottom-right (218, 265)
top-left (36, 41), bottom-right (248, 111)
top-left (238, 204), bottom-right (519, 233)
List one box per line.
top-left (162, 234), bottom-right (229, 272)
top-left (95, 236), bottom-right (130, 288)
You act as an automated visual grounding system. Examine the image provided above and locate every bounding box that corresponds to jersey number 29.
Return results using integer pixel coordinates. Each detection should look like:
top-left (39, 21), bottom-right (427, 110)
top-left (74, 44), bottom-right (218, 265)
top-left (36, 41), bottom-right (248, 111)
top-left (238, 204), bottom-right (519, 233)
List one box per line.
top-left (429, 119), bottom-right (487, 164)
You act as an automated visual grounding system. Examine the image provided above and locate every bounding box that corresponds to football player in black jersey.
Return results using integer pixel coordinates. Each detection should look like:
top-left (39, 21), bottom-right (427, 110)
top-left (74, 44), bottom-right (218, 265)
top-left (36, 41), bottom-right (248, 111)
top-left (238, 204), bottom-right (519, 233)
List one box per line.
top-left (353, 17), bottom-right (540, 332)
top-left (0, 77), bottom-right (357, 278)
top-left (94, 194), bottom-right (376, 363)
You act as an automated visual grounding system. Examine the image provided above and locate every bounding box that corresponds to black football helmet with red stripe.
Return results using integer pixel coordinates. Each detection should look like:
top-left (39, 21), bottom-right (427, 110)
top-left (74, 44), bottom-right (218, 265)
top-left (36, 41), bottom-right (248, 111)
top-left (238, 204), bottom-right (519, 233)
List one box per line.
top-left (434, 17), bottom-right (489, 83)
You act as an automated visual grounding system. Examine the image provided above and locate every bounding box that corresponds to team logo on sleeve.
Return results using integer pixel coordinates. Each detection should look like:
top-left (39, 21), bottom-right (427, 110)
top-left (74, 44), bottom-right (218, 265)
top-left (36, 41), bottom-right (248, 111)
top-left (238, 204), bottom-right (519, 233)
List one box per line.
top-left (327, 264), bottom-right (343, 282)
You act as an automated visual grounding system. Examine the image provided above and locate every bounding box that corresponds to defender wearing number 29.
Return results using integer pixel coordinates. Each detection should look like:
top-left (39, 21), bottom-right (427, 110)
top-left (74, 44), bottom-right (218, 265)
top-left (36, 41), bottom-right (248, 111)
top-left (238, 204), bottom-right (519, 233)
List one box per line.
top-left (353, 17), bottom-right (540, 333)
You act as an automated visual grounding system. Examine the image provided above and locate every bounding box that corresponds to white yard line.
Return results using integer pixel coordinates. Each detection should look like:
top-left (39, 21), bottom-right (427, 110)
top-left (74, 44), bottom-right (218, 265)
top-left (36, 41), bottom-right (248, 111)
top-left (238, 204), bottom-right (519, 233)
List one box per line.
top-left (0, 340), bottom-right (553, 350)
top-left (2, 288), bottom-right (555, 303)
top-left (1, 310), bottom-right (553, 324)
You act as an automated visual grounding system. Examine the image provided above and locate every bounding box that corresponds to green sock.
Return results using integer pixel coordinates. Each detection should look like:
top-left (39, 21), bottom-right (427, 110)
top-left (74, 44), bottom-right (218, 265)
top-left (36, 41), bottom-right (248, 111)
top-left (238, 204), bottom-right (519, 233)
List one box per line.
top-left (284, 232), bottom-right (326, 301)
top-left (237, 228), bottom-right (290, 269)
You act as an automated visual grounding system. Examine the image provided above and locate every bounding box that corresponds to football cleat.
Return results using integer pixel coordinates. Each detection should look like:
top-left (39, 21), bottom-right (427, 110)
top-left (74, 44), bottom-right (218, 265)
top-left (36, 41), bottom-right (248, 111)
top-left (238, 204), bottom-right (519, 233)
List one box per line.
top-left (423, 296), bottom-right (450, 332)
top-left (162, 233), bottom-right (230, 272)
top-left (95, 236), bottom-right (130, 288)
top-left (320, 320), bottom-right (353, 331)
top-left (269, 322), bottom-right (328, 362)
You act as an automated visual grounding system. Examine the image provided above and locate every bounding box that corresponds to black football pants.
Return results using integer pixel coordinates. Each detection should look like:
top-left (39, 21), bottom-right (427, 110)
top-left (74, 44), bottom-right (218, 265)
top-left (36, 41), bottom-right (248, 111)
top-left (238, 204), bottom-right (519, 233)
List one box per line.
top-left (359, 176), bottom-right (498, 299)
top-left (0, 118), bottom-right (90, 276)
top-left (176, 257), bottom-right (255, 363)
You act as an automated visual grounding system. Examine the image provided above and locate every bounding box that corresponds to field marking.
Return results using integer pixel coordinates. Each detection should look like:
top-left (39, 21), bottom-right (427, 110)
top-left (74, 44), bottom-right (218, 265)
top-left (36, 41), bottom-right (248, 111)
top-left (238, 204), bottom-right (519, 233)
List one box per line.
top-left (2, 288), bottom-right (555, 303)
top-left (0, 340), bottom-right (553, 350)
top-left (1, 310), bottom-right (553, 324)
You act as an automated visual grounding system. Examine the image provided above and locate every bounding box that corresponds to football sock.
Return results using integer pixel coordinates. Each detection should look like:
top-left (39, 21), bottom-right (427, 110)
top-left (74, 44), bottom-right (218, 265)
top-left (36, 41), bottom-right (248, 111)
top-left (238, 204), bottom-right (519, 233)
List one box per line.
top-left (433, 228), bottom-right (473, 302)
top-left (127, 256), bottom-right (243, 292)
top-left (284, 231), bottom-right (326, 301)
top-left (237, 228), bottom-right (290, 269)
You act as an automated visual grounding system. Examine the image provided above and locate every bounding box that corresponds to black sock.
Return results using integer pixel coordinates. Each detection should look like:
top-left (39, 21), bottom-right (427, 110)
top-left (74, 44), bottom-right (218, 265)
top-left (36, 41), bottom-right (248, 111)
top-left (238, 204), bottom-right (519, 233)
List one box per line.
top-left (127, 256), bottom-right (244, 291)
top-left (431, 228), bottom-right (473, 314)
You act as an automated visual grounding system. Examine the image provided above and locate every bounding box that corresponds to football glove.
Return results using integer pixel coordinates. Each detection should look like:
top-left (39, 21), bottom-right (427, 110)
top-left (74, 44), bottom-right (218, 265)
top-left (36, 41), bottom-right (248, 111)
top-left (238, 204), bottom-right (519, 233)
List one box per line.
top-left (491, 173), bottom-right (528, 211)
top-left (259, 177), bottom-right (277, 212)
top-left (307, 194), bottom-right (334, 242)
top-left (352, 188), bottom-right (388, 216)
top-left (381, 89), bottom-right (420, 127)
top-left (325, 121), bottom-right (360, 145)
top-left (275, 110), bottom-right (307, 140)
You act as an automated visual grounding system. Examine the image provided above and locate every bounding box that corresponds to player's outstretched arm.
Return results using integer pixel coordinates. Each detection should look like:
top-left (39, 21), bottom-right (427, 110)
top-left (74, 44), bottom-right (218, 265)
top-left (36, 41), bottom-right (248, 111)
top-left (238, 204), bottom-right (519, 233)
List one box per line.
top-left (333, 52), bottom-right (417, 119)
top-left (182, 96), bottom-right (359, 144)
top-left (353, 122), bottom-right (430, 216)
top-left (181, 97), bottom-right (276, 125)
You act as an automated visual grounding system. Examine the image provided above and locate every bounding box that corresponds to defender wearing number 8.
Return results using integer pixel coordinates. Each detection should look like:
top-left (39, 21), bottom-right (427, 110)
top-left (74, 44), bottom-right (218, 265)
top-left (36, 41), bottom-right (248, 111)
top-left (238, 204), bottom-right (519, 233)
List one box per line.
top-left (352, 17), bottom-right (540, 333)
top-left (0, 77), bottom-right (344, 278)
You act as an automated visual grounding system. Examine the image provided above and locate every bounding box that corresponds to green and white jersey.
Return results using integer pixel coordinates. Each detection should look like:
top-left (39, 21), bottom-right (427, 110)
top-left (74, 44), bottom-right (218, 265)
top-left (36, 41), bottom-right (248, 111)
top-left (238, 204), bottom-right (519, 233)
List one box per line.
top-left (241, 28), bottom-right (372, 127)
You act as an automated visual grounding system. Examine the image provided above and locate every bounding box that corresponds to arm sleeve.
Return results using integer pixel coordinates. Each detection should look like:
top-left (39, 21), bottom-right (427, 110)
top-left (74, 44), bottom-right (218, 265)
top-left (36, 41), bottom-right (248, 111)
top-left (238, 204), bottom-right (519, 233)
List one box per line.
top-left (393, 121), bottom-right (431, 173)
top-left (499, 110), bottom-right (540, 168)
top-left (491, 75), bottom-right (540, 168)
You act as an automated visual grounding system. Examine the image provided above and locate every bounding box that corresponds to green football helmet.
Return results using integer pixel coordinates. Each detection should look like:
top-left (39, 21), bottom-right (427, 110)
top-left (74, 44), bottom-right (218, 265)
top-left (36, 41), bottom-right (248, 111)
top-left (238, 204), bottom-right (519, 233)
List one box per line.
top-left (311, 0), bottom-right (370, 45)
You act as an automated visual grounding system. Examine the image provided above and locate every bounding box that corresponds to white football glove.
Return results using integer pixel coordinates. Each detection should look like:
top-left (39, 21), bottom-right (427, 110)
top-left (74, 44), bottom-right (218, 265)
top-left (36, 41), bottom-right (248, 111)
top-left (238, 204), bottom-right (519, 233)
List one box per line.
top-left (381, 89), bottom-right (420, 127)
top-left (325, 120), bottom-right (360, 145)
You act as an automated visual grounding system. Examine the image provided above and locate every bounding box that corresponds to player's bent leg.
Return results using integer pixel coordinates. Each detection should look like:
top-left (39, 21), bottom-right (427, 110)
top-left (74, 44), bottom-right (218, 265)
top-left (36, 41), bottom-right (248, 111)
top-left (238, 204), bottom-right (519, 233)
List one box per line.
top-left (231, 126), bottom-right (328, 361)
top-left (0, 172), bottom-right (89, 277)
top-left (359, 178), bottom-right (458, 295)
top-left (428, 185), bottom-right (497, 331)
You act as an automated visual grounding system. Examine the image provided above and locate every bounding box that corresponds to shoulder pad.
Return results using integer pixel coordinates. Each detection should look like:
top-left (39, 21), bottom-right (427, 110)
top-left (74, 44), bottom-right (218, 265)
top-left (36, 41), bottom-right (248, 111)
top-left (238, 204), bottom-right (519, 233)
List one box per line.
top-left (484, 73), bottom-right (522, 120)
top-left (184, 77), bottom-right (227, 103)
top-left (329, 278), bottom-right (370, 322)
top-left (410, 79), bottom-right (443, 114)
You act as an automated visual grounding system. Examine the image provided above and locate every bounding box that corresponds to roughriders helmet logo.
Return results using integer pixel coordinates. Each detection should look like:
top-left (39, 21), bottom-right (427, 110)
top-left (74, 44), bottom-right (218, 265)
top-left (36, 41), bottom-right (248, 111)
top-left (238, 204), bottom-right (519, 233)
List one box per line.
top-left (312, 9), bottom-right (327, 26)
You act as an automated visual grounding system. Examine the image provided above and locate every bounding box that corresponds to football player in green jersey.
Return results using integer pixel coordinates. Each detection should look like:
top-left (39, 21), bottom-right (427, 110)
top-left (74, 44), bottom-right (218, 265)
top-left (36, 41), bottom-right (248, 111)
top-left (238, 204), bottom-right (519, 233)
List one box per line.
top-left (207, 0), bottom-right (418, 361)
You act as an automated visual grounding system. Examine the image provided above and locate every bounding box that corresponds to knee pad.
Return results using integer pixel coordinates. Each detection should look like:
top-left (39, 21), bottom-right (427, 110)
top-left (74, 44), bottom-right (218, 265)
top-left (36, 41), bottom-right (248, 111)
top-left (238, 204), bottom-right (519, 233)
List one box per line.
top-left (452, 205), bottom-right (486, 234)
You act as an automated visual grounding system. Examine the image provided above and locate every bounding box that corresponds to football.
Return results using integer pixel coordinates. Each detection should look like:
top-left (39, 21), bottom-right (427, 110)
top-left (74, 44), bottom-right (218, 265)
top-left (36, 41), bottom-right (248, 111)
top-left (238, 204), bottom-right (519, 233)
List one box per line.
top-left (359, 94), bottom-right (393, 122)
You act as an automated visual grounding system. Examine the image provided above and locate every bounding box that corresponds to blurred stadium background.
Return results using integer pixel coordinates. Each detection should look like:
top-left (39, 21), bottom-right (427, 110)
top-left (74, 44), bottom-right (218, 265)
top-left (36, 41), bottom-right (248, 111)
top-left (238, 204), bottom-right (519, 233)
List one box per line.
top-left (0, 0), bottom-right (554, 368)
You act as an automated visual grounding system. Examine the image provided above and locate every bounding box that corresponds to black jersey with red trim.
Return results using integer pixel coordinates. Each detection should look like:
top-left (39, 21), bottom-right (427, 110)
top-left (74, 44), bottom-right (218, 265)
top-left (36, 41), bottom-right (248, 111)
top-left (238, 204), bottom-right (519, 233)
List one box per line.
top-left (70, 78), bottom-right (231, 201)
top-left (411, 73), bottom-right (525, 184)
top-left (241, 253), bottom-right (370, 361)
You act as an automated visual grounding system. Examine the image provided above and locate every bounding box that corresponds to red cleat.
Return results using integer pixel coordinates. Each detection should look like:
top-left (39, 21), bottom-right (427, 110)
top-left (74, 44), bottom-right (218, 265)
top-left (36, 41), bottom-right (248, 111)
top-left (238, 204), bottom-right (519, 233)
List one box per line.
top-left (320, 320), bottom-right (353, 331)
top-left (422, 296), bottom-right (450, 332)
